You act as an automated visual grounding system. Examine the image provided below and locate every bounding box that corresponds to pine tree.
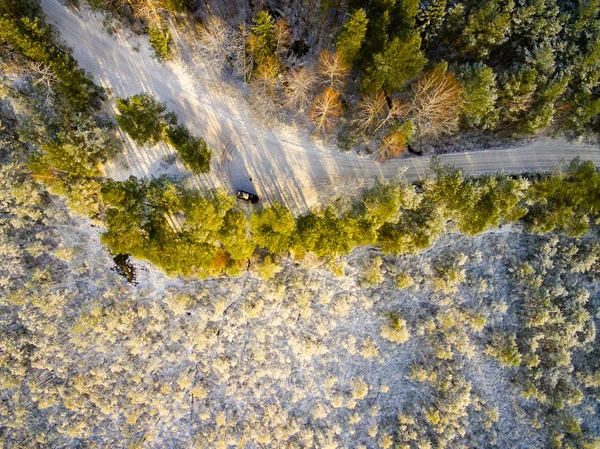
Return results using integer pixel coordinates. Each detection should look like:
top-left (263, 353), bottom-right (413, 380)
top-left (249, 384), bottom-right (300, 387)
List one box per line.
top-left (417, 0), bottom-right (447, 45)
top-left (336, 8), bottom-right (369, 66)
top-left (456, 62), bottom-right (498, 129)
top-left (0, 0), bottom-right (99, 109)
top-left (460, 0), bottom-right (514, 58)
top-left (249, 203), bottom-right (295, 254)
top-left (148, 25), bottom-right (172, 60)
top-left (360, 34), bottom-right (427, 94)
top-left (248, 11), bottom-right (277, 66)
top-left (115, 94), bottom-right (167, 145)
top-left (392, 0), bottom-right (420, 34)
top-left (357, 0), bottom-right (395, 65)
top-left (497, 66), bottom-right (539, 124)
top-left (166, 124), bottom-right (212, 174)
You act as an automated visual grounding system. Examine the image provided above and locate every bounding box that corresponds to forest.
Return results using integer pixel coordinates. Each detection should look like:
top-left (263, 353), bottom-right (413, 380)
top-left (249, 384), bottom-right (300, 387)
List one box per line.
top-left (84, 0), bottom-right (600, 157)
top-left (1, 0), bottom-right (600, 448)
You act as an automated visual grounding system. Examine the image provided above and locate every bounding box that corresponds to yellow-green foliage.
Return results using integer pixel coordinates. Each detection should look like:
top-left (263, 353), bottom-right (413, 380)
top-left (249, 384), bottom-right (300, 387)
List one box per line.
top-left (257, 255), bottom-right (282, 279)
top-left (362, 256), bottom-right (384, 287)
top-left (395, 272), bottom-right (414, 289)
top-left (485, 332), bottom-right (522, 367)
top-left (149, 25), bottom-right (172, 60)
top-left (380, 313), bottom-right (410, 344)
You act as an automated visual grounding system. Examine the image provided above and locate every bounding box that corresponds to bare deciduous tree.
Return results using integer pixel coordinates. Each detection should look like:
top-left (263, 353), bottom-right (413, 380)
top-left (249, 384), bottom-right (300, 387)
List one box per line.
top-left (353, 94), bottom-right (407, 136)
top-left (375, 129), bottom-right (408, 162)
top-left (318, 50), bottom-right (349, 90)
top-left (232, 24), bottom-right (253, 82)
top-left (284, 67), bottom-right (317, 111)
top-left (409, 64), bottom-right (464, 139)
top-left (275, 18), bottom-right (291, 56)
top-left (353, 93), bottom-right (388, 135)
top-left (309, 87), bottom-right (342, 133)
top-left (4, 59), bottom-right (58, 106)
top-left (195, 14), bottom-right (232, 71)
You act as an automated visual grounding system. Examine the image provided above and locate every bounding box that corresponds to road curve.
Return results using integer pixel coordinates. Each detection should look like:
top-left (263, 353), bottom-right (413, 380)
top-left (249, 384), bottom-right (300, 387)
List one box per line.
top-left (41, 0), bottom-right (600, 213)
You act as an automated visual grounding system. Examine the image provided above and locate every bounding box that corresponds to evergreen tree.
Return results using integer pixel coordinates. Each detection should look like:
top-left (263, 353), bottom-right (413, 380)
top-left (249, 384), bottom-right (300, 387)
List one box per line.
top-left (497, 66), bottom-right (539, 124)
top-left (519, 74), bottom-right (571, 134)
top-left (336, 8), bottom-right (369, 66)
top-left (361, 34), bottom-right (427, 94)
top-left (148, 25), bottom-right (172, 60)
top-left (527, 159), bottom-right (600, 236)
top-left (249, 203), bottom-right (295, 254)
top-left (460, 0), bottom-right (514, 58)
top-left (357, 0), bottom-right (395, 65)
top-left (247, 10), bottom-right (278, 73)
top-left (0, 0), bottom-right (99, 109)
top-left (219, 209), bottom-right (254, 262)
top-left (391, 0), bottom-right (420, 34)
top-left (295, 207), bottom-right (356, 257)
top-left (115, 94), bottom-right (166, 145)
top-left (166, 124), bottom-right (212, 174)
top-left (417, 0), bottom-right (447, 45)
top-left (456, 62), bottom-right (499, 129)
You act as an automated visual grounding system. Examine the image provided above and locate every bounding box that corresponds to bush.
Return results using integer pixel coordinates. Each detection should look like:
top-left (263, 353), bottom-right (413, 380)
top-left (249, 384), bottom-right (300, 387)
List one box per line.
top-left (148, 25), bottom-right (172, 60)
top-left (380, 313), bottom-right (410, 344)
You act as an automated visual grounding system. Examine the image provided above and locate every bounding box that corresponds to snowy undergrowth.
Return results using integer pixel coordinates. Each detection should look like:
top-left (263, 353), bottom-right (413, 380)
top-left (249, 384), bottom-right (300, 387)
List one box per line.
top-left (3, 168), bottom-right (599, 449)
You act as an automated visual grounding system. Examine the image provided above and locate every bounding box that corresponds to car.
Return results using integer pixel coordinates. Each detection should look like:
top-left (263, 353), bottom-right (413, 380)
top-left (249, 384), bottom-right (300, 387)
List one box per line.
top-left (236, 190), bottom-right (259, 204)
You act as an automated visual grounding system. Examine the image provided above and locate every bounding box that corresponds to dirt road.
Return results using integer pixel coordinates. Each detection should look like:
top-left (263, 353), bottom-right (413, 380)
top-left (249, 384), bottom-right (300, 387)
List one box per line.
top-left (42, 0), bottom-right (600, 212)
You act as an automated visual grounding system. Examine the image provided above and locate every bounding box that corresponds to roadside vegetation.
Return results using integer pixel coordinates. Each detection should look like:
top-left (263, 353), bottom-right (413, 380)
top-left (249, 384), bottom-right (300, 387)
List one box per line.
top-left (98, 158), bottom-right (600, 278)
top-left (116, 93), bottom-right (212, 173)
top-left (1, 1), bottom-right (600, 448)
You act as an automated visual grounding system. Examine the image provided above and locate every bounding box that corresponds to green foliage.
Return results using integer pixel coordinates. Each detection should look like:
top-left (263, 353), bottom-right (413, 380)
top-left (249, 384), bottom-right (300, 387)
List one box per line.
top-left (456, 175), bottom-right (528, 236)
top-left (116, 93), bottom-right (212, 171)
top-left (0, 0), bottom-right (100, 110)
top-left (101, 176), bottom-right (246, 277)
top-left (295, 207), bottom-right (356, 257)
top-left (357, 0), bottom-right (394, 64)
top-left (116, 94), bottom-right (166, 145)
top-left (460, 0), bottom-right (514, 58)
top-left (417, 0), bottom-right (447, 44)
top-left (219, 209), bottom-right (254, 262)
top-left (148, 25), bottom-right (172, 60)
top-left (248, 10), bottom-right (277, 64)
top-left (38, 115), bottom-right (119, 178)
top-left (423, 162), bottom-right (528, 236)
top-left (256, 255), bottom-right (282, 279)
top-left (497, 67), bottom-right (539, 124)
top-left (392, 0), bottom-right (420, 33)
top-left (166, 124), bottom-right (211, 174)
top-left (361, 34), bottom-right (427, 94)
top-left (358, 178), bottom-right (419, 233)
top-left (27, 115), bottom-right (120, 217)
top-left (519, 74), bottom-right (571, 134)
top-left (250, 203), bottom-right (295, 254)
top-left (527, 159), bottom-right (600, 236)
top-left (485, 332), bottom-right (522, 367)
top-left (336, 8), bottom-right (368, 66)
top-left (456, 62), bottom-right (498, 129)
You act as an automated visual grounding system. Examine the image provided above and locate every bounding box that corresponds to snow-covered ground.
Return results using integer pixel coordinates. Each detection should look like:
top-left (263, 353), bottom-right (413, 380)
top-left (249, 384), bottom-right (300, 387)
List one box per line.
top-left (41, 0), bottom-right (600, 214)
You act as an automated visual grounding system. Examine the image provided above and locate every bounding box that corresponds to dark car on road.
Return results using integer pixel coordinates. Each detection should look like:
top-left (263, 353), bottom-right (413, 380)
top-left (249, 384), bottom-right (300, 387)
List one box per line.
top-left (236, 190), bottom-right (259, 204)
